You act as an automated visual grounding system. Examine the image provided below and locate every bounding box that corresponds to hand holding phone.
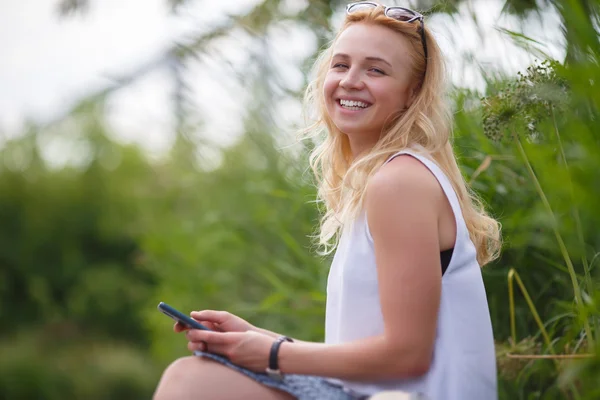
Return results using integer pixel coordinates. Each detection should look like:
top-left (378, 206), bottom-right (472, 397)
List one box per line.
top-left (157, 302), bottom-right (213, 331)
top-left (188, 309), bottom-right (254, 333)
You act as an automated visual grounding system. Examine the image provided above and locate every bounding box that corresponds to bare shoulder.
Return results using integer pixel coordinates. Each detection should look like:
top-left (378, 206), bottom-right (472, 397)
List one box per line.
top-left (366, 155), bottom-right (444, 207)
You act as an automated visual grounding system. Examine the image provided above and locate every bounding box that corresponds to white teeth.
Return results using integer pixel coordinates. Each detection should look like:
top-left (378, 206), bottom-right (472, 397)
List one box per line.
top-left (340, 99), bottom-right (369, 109)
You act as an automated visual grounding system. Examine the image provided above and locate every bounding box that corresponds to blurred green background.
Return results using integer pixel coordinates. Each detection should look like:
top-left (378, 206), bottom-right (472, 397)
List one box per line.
top-left (1, 0), bottom-right (600, 399)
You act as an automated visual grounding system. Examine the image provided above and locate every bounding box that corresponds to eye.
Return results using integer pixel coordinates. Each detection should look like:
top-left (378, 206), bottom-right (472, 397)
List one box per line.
top-left (369, 68), bottom-right (386, 75)
top-left (332, 63), bottom-right (349, 69)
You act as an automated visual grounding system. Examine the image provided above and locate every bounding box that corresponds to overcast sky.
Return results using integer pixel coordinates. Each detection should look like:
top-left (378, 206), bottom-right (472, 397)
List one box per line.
top-left (0, 0), bottom-right (565, 158)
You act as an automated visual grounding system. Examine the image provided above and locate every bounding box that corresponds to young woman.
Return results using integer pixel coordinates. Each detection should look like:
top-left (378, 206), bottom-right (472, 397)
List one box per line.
top-left (153, 2), bottom-right (501, 399)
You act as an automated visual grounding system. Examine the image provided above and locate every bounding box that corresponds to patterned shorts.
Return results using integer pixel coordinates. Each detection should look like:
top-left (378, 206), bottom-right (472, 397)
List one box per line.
top-left (194, 351), bottom-right (367, 400)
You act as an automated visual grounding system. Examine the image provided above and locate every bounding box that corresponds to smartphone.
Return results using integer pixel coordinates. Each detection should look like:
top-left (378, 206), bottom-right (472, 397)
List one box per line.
top-left (157, 302), bottom-right (213, 331)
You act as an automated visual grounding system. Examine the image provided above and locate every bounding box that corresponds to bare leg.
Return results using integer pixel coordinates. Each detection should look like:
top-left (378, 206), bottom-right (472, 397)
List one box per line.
top-left (153, 356), bottom-right (295, 400)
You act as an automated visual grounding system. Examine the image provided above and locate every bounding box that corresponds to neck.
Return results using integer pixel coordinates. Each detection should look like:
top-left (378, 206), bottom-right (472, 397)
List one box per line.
top-left (347, 134), bottom-right (378, 161)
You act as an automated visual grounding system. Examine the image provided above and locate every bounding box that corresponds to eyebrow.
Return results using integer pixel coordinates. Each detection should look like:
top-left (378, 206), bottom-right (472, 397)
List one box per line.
top-left (332, 53), bottom-right (393, 68)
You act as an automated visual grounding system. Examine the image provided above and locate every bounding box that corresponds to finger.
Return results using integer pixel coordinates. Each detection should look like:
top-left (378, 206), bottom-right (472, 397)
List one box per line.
top-left (189, 340), bottom-right (228, 356)
top-left (187, 340), bottom-right (200, 352)
top-left (186, 330), bottom-right (237, 345)
top-left (205, 321), bottom-right (218, 330)
top-left (187, 340), bottom-right (208, 352)
top-left (190, 319), bottom-right (219, 331)
top-left (191, 310), bottom-right (230, 324)
top-left (174, 322), bottom-right (189, 333)
top-left (204, 343), bottom-right (228, 356)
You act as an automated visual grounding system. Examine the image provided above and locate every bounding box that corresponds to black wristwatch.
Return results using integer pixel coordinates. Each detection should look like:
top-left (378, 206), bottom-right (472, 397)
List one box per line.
top-left (265, 336), bottom-right (294, 380)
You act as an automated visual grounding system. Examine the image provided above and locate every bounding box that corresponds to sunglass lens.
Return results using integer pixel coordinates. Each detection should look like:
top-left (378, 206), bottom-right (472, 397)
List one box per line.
top-left (347, 4), bottom-right (377, 13)
top-left (386, 8), bottom-right (416, 22)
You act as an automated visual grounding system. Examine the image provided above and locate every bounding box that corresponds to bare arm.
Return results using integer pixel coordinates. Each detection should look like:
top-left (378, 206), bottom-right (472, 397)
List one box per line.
top-left (251, 326), bottom-right (310, 344)
top-left (278, 156), bottom-right (444, 380)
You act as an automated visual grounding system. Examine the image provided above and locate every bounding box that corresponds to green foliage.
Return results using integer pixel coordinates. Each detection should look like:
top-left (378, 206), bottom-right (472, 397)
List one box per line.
top-left (0, 120), bottom-right (155, 343)
top-left (140, 133), bottom-right (328, 363)
top-left (0, 331), bottom-right (159, 400)
top-left (472, 13), bottom-right (600, 394)
top-left (0, 111), bottom-right (161, 398)
top-left (482, 60), bottom-right (569, 143)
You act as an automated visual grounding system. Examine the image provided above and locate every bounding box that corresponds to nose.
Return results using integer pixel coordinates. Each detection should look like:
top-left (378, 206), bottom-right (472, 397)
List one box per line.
top-left (339, 68), bottom-right (365, 91)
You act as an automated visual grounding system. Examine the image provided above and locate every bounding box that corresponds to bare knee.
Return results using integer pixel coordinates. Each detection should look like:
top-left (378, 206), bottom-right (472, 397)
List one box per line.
top-left (162, 355), bottom-right (199, 377)
top-left (154, 356), bottom-right (204, 400)
top-left (153, 356), bottom-right (293, 400)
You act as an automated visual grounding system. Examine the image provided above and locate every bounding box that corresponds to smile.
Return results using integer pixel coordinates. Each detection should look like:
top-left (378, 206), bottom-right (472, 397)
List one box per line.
top-left (338, 99), bottom-right (372, 111)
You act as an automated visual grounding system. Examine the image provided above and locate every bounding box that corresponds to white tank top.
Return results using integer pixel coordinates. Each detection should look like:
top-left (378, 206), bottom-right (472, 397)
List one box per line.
top-left (325, 150), bottom-right (497, 400)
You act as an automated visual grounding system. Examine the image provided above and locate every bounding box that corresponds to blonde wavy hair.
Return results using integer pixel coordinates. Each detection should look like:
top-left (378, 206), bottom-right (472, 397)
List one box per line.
top-left (301, 5), bottom-right (501, 266)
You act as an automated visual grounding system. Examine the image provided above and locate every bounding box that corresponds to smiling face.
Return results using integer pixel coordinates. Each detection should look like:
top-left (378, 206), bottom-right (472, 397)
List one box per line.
top-left (323, 22), bottom-right (417, 155)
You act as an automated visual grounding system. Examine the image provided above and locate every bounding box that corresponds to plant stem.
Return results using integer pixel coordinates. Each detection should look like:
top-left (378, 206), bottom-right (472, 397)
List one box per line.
top-left (550, 107), bottom-right (598, 342)
top-left (506, 353), bottom-right (594, 359)
top-left (508, 269), bottom-right (587, 399)
top-left (508, 268), bottom-right (555, 353)
top-left (508, 269), bottom-right (517, 346)
top-left (514, 134), bottom-right (594, 350)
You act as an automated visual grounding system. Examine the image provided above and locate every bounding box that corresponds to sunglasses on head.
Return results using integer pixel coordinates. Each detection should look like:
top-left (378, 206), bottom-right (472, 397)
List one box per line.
top-left (346, 1), bottom-right (428, 63)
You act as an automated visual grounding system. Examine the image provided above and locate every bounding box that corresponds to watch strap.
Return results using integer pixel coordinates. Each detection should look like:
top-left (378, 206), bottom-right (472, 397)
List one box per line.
top-left (266, 336), bottom-right (293, 380)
